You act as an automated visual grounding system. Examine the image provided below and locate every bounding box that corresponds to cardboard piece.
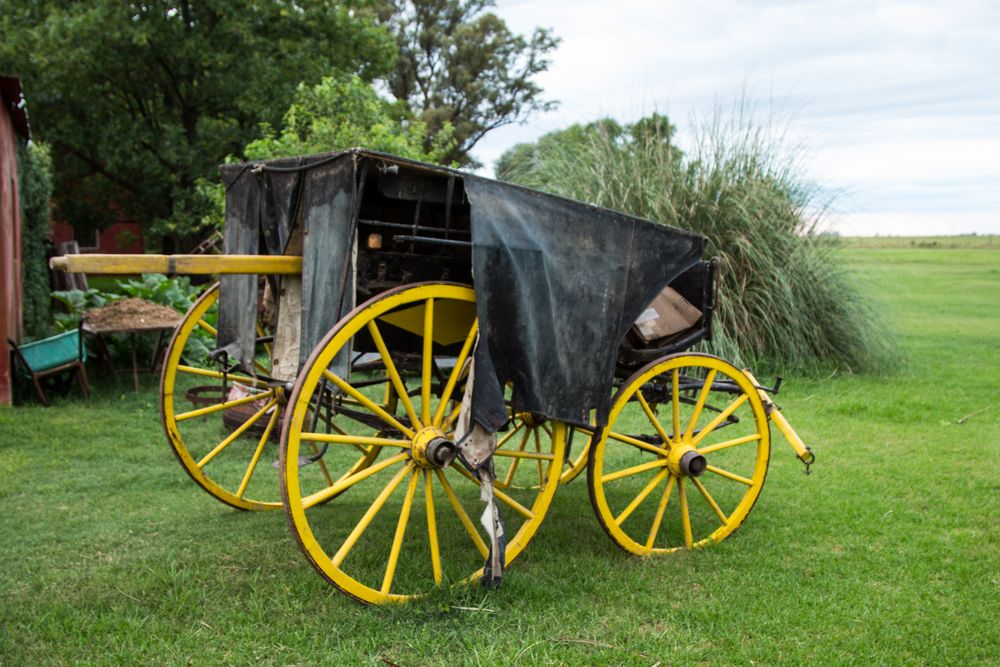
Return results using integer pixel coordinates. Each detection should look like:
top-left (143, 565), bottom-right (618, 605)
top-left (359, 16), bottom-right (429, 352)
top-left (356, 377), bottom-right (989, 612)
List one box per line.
top-left (633, 286), bottom-right (702, 342)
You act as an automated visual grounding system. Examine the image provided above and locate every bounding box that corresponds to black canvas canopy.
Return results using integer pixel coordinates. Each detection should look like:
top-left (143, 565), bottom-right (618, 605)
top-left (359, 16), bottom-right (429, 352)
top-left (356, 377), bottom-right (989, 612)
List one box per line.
top-left (216, 149), bottom-right (704, 432)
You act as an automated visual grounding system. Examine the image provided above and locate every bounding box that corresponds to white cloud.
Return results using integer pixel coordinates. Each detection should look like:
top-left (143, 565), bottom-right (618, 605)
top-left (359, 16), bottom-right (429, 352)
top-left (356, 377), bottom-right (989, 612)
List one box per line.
top-left (473, 0), bottom-right (1000, 235)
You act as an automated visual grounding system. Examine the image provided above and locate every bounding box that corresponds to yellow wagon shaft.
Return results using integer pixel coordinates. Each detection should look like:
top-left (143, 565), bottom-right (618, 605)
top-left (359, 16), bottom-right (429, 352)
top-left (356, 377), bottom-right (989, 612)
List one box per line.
top-left (49, 253), bottom-right (302, 275)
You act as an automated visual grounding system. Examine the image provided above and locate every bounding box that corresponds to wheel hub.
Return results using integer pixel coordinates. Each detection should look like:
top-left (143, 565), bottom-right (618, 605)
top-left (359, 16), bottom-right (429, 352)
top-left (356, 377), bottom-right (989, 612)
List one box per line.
top-left (667, 443), bottom-right (707, 477)
top-left (410, 427), bottom-right (456, 468)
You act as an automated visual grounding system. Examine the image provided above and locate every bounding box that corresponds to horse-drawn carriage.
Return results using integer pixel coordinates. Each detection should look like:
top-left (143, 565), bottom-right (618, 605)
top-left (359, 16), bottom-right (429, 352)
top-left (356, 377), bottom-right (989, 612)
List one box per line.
top-left (52, 148), bottom-right (813, 604)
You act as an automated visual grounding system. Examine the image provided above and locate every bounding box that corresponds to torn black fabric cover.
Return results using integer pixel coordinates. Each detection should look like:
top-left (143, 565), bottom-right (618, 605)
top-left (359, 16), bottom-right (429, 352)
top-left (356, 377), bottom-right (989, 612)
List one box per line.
top-left (297, 155), bottom-right (356, 367)
top-left (465, 177), bottom-right (705, 432)
top-left (216, 153), bottom-right (357, 372)
top-left (216, 165), bottom-right (260, 366)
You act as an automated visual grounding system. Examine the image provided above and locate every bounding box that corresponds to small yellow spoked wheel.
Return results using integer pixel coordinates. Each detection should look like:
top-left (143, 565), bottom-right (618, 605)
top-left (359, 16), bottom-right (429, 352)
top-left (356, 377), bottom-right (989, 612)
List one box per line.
top-left (161, 284), bottom-right (372, 510)
top-left (280, 283), bottom-right (566, 604)
top-left (588, 353), bottom-right (770, 554)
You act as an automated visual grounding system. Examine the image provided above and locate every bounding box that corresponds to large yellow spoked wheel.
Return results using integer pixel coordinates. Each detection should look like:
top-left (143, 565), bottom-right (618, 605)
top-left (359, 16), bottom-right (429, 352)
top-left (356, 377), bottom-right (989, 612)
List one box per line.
top-left (161, 284), bottom-right (376, 511)
top-left (588, 353), bottom-right (770, 554)
top-left (280, 283), bottom-right (566, 604)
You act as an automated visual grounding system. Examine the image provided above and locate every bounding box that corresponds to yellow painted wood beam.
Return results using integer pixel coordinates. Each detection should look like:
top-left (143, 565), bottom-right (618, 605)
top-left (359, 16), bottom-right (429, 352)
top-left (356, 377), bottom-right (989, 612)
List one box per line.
top-left (49, 254), bottom-right (302, 275)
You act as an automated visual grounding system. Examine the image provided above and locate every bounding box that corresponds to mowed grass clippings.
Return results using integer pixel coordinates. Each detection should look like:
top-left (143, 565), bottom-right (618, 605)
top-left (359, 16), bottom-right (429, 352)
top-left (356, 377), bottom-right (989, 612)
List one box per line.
top-left (1, 245), bottom-right (998, 665)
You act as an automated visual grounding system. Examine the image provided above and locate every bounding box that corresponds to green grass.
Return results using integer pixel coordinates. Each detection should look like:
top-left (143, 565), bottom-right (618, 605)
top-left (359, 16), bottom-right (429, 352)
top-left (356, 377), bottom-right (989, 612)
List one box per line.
top-left (839, 235), bottom-right (1000, 249)
top-left (2, 246), bottom-right (998, 665)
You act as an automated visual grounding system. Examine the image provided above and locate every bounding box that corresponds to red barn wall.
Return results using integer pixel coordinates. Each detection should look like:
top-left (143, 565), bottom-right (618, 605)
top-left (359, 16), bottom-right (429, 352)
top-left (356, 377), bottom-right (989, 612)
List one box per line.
top-left (0, 104), bottom-right (23, 405)
top-left (50, 220), bottom-right (145, 253)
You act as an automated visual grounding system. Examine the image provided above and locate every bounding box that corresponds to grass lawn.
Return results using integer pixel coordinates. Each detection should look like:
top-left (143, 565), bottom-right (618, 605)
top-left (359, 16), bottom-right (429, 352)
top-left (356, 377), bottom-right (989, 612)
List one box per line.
top-left (1, 246), bottom-right (998, 665)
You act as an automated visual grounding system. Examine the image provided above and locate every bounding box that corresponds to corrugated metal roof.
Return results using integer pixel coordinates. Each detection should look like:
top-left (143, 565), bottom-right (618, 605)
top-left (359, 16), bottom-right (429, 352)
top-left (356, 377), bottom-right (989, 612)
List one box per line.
top-left (0, 75), bottom-right (30, 140)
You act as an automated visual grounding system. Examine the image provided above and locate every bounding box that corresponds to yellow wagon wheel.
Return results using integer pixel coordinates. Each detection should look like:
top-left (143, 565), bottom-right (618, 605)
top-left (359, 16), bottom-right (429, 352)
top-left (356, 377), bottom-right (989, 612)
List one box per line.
top-left (588, 353), bottom-right (770, 554)
top-left (161, 284), bottom-right (378, 511)
top-left (280, 283), bottom-right (566, 603)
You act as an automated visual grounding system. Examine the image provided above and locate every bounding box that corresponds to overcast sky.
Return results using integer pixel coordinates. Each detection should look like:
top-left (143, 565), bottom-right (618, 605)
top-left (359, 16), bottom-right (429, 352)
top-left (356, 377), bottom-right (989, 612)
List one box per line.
top-left (472, 0), bottom-right (1000, 236)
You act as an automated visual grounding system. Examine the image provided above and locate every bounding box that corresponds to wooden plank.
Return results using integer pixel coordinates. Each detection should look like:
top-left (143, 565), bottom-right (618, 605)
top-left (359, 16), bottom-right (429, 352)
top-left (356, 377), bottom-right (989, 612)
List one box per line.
top-left (49, 254), bottom-right (302, 275)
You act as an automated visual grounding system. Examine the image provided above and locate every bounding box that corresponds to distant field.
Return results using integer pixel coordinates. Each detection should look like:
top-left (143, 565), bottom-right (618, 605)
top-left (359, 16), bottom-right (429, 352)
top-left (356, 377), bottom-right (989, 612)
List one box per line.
top-left (840, 234), bottom-right (1000, 249)
top-left (1, 246), bottom-right (998, 665)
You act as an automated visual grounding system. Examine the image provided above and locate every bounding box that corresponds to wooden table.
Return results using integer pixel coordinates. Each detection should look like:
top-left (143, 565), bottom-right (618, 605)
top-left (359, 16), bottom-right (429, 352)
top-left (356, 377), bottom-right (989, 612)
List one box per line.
top-left (82, 320), bottom-right (180, 391)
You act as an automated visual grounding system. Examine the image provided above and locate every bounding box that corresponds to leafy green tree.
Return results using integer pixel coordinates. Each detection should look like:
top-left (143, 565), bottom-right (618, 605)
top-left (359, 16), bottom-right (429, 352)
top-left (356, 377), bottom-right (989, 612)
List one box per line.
top-left (193, 73), bottom-right (455, 231)
top-left (0, 0), bottom-right (395, 250)
top-left (382, 0), bottom-right (559, 165)
top-left (244, 74), bottom-right (454, 162)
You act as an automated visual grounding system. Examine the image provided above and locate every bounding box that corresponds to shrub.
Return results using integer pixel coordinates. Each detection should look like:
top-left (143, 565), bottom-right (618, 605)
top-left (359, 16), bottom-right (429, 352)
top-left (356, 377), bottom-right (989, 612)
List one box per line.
top-left (17, 141), bottom-right (54, 339)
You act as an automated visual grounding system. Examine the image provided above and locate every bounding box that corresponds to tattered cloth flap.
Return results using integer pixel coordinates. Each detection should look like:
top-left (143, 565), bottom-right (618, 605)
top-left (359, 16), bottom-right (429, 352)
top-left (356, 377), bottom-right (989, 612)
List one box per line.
top-left (216, 153), bottom-right (357, 370)
top-left (465, 176), bottom-right (704, 432)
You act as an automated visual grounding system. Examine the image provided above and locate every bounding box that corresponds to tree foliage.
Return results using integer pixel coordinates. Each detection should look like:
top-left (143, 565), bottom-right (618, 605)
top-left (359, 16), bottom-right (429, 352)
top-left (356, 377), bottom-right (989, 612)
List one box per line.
top-left (0, 0), bottom-right (396, 249)
top-left (17, 142), bottom-right (54, 339)
top-left (244, 74), bottom-right (454, 162)
top-left (497, 113), bottom-right (892, 373)
top-left (194, 73), bottom-right (456, 231)
top-left (383, 0), bottom-right (559, 165)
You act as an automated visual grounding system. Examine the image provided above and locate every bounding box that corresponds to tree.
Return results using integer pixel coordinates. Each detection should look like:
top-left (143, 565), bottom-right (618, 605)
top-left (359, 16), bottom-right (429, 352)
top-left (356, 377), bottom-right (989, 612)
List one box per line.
top-left (192, 73), bottom-right (456, 231)
top-left (244, 74), bottom-right (455, 162)
top-left (0, 0), bottom-right (396, 250)
top-left (382, 0), bottom-right (559, 166)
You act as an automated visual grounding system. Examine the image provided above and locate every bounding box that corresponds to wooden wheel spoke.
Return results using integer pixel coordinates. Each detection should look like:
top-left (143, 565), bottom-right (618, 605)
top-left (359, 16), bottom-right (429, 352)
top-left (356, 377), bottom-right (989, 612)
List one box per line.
top-left (697, 433), bottom-right (761, 455)
top-left (689, 394), bottom-right (749, 448)
top-left (679, 477), bottom-right (693, 548)
top-left (307, 441), bottom-right (335, 487)
top-left (421, 298), bottom-right (434, 425)
top-left (705, 464), bottom-right (753, 486)
top-left (366, 320), bottom-right (421, 430)
top-left (533, 428), bottom-right (544, 487)
top-left (424, 470), bottom-right (442, 584)
top-left (636, 390), bottom-right (672, 446)
top-left (691, 476), bottom-right (729, 525)
top-left (502, 427), bottom-right (531, 487)
top-left (197, 397), bottom-right (277, 468)
top-left (493, 449), bottom-right (554, 461)
top-left (601, 457), bottom-right (669, 484)
top-left (606, 430), bottom-right (669, 456)
top-left (298, 432), bottom-right (410, 449)
top-left (175, 389), bottom-right (273, 422)
top-left (495, 420), bottom-right (524, 449)
top-left (441, 402), bottom-right (463, 431)
top-left (435, 469), bottom-right (489, 558)
top-left (322, 369), bottom-right (415, 439)
top-left (671, 368), bottom-right (681, 442)
top-left (302, 453), bottom-right (409, 510)
top-left (685, 369), bottom-right (717, 440)
top-left (175, 364), bottom-right (267, 388)
top-left (197, 319), bottom-right (217, 336)
top-left (381, 468), bottom-right (420, 595)
top-left (493, 486), bottom-right (534, 520)
top-left (332, 463), bottom-right (412, 567)
top-left (432, 318), bottom-right (478, 426)
top-left (645, 475), bottom-right (677, 549)
top-left (235, 407), bottom-right (279, 498)
top-left (456, 466), bottom-right (535, 520)
top-left (615, 468), bottom-right (670, 526)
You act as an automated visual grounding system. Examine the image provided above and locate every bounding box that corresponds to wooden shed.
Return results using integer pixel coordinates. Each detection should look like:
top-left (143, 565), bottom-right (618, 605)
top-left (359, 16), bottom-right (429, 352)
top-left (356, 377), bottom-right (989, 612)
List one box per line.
top-left (1, 75), bottom-right (30, 405)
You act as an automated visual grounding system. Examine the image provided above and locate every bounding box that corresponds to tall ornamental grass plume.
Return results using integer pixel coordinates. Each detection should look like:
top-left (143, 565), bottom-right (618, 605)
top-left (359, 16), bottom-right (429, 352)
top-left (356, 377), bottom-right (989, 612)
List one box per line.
top-left (495, 110), bottom-right (894, 374)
